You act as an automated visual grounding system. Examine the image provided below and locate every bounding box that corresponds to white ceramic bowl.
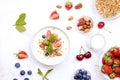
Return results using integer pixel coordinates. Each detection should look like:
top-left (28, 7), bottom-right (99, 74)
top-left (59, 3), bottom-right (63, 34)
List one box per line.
top-left (31, 26), bottom-right (70, 65)
top-left (99, 49), bottom-right (120, 80)
top-left (94, 0), bottom-right (120, 20)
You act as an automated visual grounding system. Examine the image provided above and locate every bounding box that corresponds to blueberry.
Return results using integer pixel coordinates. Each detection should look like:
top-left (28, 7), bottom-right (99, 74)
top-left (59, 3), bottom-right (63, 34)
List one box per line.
top-left (24, 78), bottom-right (29, 80)
top-left (45, 52), bottom-right (49, 56)
top-left (15, 62), bottom-right (20, 68)
top-left (42, 35), bottom-right (46, 39)
top-left (83, 74), bottom-right (87, 79)
top-left (74, 75), bottom-right (79, 79)
top-left (13, 78), bottom-right (18, 80)
top-left (83, 71), bottom-right (87, 75)
top-left (20, 70), bottom-right (25, 75)
top-left (86, 75), bottom-right (91, 80)
top-left (27, 70), bottom-right (32, 75)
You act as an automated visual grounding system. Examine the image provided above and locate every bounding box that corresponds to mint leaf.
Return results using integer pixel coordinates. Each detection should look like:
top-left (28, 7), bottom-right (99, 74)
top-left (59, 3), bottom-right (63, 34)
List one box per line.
top-left (43, 69), bottom-right (53, 78)
top-left (37, 68), bottom-right (43, 76)
top-left (49, 34), bottom-right (55, 43)
top-left (16, 13), bottom-right (26, 25)
top-left (15, 13), bottom-right (26, 32)
top-left (16, 25), bottom-right (26, 32)
top-left (47, 42), bottom-right (53, 54)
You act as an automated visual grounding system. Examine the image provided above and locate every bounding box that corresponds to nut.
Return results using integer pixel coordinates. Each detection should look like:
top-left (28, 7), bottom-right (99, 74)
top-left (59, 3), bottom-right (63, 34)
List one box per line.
top-left (68, 16), bottom-right (73, 21)
top-left (75, 3), bottom-right (83, 9)
top-left (77, 16), bottom-right (93, 33)
top-left (56, 5), bottom-right (62, 9)
top-left (66, 26), bottom-right (72, 30)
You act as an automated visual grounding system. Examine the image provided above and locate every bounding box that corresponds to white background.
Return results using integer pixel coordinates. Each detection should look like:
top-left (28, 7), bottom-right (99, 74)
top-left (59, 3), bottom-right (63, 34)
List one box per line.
top-left (0, 0), bottom-right (120, 80)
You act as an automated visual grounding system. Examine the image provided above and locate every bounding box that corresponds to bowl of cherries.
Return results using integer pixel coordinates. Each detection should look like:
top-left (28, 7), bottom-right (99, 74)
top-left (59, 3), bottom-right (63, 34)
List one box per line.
top-left (76, 46), bottom-right (92, 61)
top-left (74, 68), bottom-right (91, 80)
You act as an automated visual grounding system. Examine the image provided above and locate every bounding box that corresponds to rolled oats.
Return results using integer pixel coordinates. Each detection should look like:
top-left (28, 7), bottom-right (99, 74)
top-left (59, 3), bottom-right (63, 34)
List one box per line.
top-left (96, 0), bottom-right (120, 18)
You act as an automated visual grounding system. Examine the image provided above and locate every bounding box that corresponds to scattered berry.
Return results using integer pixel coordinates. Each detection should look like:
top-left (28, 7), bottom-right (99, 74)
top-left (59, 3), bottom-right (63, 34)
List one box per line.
top-left (76, 54), bottom-right (84, 61)
top-left (24, 78), bottom-right (29, 80)
top-left (16, 50), bottom-right (28, 59)
top-left (42, 35), bottom-right (46, 39)
top-left (98, 21), bottom-right (105, 29)
top-left (20, 70), bottom-right (26, 76)
top-left (84, 51), bottom-right (91, 58)
top-left (65, 0), bottom-right (73, 10)
top-left (76, 46), bottom-right (92, 61)
top-left (27, 70), bottom-right (32, 75)
top-left (45, 52), bottom-right (49, 56)
top-left (98, 21), bottom-right (111, 33)
top-left (15, 62), bottom-right (20, 68)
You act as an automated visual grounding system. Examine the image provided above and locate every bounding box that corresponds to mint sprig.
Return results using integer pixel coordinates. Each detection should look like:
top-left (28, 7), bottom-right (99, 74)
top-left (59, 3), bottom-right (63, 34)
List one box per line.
top-left (15, 13), bottom-right (26, 32)
top-left (37, 68), bottom-right (53, 80)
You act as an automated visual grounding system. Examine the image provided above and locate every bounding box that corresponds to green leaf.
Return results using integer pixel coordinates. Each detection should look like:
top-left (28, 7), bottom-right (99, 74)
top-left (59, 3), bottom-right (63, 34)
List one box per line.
top-left (49, 34), bottom-right (55, 43)
top-left (15, 25), bottom-right (26, 32)
top-left (42, 40), bottom-right (49, 45)
top-left (37, 68), bottom-right (43, 76)
top-left (15, 13), bottom-right (26, 32)
top-left (43, 69), bottom-right (53, 79)
top-left (46, 42), bottom-right (53, 54)
top-left (16, 13), bottom-right (26, 25)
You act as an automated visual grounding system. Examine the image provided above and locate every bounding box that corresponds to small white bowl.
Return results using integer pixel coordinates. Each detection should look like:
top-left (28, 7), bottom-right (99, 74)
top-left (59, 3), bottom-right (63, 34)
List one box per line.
top-left (88, 33), bottom-right (106, 51)
top-left (31, 26), bottom-right (70, 65)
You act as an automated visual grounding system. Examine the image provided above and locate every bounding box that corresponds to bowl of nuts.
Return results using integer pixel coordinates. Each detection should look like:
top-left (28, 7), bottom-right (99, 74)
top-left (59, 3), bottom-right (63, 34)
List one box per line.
top-left (77, 16), bottom-right (93, 33)
top-left (95, 0), bottom-right (120, 20)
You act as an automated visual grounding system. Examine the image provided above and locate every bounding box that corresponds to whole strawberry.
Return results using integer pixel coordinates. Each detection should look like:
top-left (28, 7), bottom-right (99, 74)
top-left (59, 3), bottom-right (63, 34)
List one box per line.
top-left (65, 0), bottom-right (73, 10)
top-left (16, 50), bottom-right (28, 59)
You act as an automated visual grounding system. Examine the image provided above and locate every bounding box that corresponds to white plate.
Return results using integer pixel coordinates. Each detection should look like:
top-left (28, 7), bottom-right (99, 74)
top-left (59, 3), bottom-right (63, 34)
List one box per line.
top-left (31, 26), bottom-right (70, 65)
top-left (99, 49), bottom-right (120, 80)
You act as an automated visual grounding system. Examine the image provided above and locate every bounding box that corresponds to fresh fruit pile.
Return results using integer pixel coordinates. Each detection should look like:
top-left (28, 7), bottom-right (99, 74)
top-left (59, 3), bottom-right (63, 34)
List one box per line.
top-left (13, 62), bottom-right (32, 80)
top-left (77, 16), bottom-right (93, 33)
top-left (39, 30), bottom-right (62, 57)
top-left (74, 69), bottom-right (91, 80)
top-left (76, 46), bottom-right (92, 61)
top-left (101, 46), bottom-right (120, 79)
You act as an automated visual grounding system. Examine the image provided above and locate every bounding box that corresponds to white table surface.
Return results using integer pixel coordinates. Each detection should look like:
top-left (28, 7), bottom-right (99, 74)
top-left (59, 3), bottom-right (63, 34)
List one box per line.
top-left (0, 0), bottom-right (120, 80)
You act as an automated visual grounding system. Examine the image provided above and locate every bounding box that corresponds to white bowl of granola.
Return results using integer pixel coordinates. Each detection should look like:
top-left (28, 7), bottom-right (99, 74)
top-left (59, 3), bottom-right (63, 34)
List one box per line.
top-left (95, 0), bottom-right (120, 20)
top-left (31, 26), bottom-right (70, 65)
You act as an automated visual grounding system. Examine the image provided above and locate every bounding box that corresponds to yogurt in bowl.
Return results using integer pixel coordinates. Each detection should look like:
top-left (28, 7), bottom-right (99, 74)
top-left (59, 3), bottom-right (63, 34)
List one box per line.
top-left (88, 33), bottom-right (106, 51)
top-left (31, 26), bottom-right (70, 65)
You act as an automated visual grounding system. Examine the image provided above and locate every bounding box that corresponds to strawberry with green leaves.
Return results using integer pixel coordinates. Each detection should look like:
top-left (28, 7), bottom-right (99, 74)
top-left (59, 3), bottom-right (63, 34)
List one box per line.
top-left (104, 57), bottom-right (113, 66)
top-left (16, 51), bottom-right (28, 59)
top-left (110, 47), bottom-right (120, 57)
top-left (101, 65), bottom-right (113, 74)
top-left (113, 59), bottom-right (120, 67)
top-left (65, 0), bottom-right (73, 10)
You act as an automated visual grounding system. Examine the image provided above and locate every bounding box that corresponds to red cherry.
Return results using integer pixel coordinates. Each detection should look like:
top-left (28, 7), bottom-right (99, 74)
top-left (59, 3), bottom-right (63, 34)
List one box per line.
top-left (84, 51), bottom-right (91, 58)
top-left (76, 54), bottom-right (84, 61)
top-left (98, 21), bottom-right (105, 29)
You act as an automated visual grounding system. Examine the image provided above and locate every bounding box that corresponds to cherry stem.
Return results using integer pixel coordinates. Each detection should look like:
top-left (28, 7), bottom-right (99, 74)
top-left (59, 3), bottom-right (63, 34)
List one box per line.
top-left (103, 28), bottom-right (111, 33)
top-left (81, 46), bottom-right (86, 53)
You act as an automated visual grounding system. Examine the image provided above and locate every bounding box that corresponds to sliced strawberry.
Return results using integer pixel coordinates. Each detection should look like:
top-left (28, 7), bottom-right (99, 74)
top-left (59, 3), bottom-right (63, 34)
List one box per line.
top-left (65, 0), bottom-right (73, 10)
top-left (53, 40), bottom-right (61, 48)
top-left (16, 51), bottom-right (28, 59)
top-left (50, 10), bottom-right (59, 20)
top-left (46, 30), bottom-right (51, 39)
